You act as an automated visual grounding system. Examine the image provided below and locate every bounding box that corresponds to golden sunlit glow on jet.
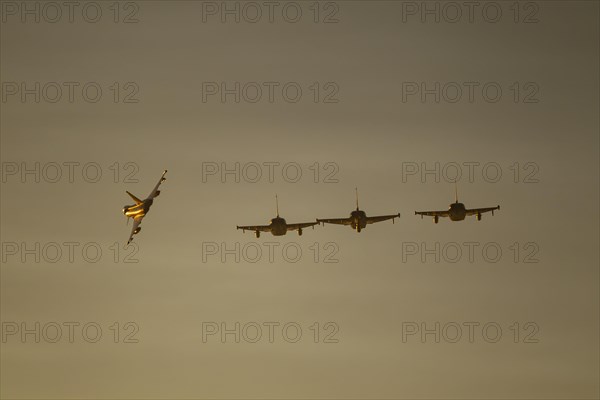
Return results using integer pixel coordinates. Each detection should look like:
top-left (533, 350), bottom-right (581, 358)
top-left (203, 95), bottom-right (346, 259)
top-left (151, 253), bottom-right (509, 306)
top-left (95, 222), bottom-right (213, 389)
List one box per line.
top-left (122, 170), bottom-right (167, 244)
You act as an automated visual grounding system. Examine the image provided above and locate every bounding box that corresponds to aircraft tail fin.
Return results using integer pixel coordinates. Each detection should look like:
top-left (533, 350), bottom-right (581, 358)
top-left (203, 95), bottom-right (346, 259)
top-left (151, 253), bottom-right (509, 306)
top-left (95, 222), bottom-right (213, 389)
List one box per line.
top-left (454, 182), bottom-right (459, 203)
top-left (126, 191), bottom-right (143, 205)
top-left (355, 187), bottom-right (359, 210)
top-left (275, 194), bottom-right (279, 217)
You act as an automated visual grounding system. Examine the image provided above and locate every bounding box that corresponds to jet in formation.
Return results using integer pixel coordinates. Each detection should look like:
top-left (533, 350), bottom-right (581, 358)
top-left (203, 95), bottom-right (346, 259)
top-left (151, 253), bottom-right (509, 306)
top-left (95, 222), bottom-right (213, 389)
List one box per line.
top-left (415, 186), bottom-right (500, 223)
top-left (317, 189), bottom-right (401, 233)
top-left (122, 170), bottom-right (167, 244)
top-left (237, 195), bottom-right (318, 238)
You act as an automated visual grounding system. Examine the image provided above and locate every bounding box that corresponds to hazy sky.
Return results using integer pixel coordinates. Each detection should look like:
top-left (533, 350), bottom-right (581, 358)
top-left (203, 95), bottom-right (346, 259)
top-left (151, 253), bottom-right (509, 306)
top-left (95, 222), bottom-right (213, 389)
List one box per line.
top-left (1, 1), bottom-right (598, 399)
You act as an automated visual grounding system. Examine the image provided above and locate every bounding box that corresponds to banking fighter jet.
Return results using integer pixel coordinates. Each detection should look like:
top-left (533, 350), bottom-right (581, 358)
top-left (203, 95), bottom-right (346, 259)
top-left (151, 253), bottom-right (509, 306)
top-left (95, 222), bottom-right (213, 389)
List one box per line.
top-left (122, 170), bottom-right (167, 244)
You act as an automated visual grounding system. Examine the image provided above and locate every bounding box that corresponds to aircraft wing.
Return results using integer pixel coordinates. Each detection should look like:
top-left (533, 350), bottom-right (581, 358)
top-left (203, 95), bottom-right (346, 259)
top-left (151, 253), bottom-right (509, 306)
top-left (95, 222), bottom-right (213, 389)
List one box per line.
top-left (415, 210), bottom-right (450, 218)
top-left (147, 170), bottom-right (167, 199)
top-left (127, 216), bottom-right (143, 245)
top-left (465, 205), bottom-right (500, 216)
top-left (316, 218), bottom-right (353, 226)
top-left (366, 213), bottom-right (401, 224)
top-left (287, 221), bottom-right (319, 231)
top-left (237, 225), bottom-right (272, 233)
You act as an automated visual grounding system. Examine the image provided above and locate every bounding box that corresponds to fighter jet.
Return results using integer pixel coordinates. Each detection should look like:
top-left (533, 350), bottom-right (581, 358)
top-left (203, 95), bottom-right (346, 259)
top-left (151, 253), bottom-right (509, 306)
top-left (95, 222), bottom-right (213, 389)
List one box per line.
top-left (122, 170), bottom-right (167, 245)
top-left (317, 188), bottom-right (400, 233)
top-left (237, 195), bottom-right (318, 238)
top-left (415, 185), bottom-right (499, 224)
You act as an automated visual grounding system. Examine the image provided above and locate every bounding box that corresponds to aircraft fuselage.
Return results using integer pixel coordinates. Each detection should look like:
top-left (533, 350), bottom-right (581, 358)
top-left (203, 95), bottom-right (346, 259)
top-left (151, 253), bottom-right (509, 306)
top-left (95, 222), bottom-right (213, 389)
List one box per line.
top-left (350, 210), bottom-right (367, 231)
top-left (269, 217), bottom-right (288, 236)
top-left (448, 202), bottom-right (466, 221)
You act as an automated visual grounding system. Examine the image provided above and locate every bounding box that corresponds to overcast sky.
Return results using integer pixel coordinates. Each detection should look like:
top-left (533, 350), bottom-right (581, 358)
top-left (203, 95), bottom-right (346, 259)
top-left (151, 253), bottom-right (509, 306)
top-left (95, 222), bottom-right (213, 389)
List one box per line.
top-left (1, 1), bottom-right (598, 398)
